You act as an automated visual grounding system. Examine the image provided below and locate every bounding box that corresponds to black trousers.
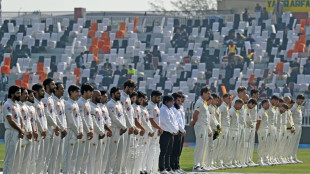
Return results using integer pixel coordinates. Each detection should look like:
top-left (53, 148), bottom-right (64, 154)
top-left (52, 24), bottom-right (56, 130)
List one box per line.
top-left (159, 131), bottom-right (174, 171)
top-left (170, 134), bottom-right (185, 170)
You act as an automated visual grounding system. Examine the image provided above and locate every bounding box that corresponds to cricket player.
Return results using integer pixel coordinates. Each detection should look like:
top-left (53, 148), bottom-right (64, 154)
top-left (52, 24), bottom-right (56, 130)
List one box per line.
top-left (290, 94), bottom-right (305, 163)
top-left (256, 99), bottom-right (270, 166)
top-left (106, 86), bottom-right (127, 174)
top-left (52, 82), bottom-right (68, 173)
top-left (283, 97), bottom-right (296, 163)
top-left (76, 83), bottom-right (94, 174)
top-left (3, 85), bottom-right (23, 174)
top-left (120, 80), bottom-right (137, 174)
top-left (63, 85), bottom-right (83, 174)
top-left (275, 101), bottom-right (288, 164)
top-left (190, 86), bottom-right (212, 172)
top-left (147, 90), bottom-right (163, 173)
top-left (32, 84), bottom-right (48, 173)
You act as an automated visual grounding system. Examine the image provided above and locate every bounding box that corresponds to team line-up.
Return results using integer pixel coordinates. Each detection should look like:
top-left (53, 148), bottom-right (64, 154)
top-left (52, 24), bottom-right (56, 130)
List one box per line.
top-left (2, 78), bottom-right (305, 174)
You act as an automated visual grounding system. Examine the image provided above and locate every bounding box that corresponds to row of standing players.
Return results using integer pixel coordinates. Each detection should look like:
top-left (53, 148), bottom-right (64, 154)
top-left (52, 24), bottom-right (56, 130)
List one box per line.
top-left (190, 86), bottom-right (305, 172)
top-left (3, 78), bottom-right (188, 174)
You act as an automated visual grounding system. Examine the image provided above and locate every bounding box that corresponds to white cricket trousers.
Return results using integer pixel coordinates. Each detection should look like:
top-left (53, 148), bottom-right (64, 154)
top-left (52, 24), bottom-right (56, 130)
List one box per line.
top-left (63, 129), bottom-right (79, 174)
top-left (218, 126), bottom-right (229, 165)
top-left (204, 136), bottom-right (213, 167)
top-left (278, 125), bottom-right (287, 160)
top-left (146, 134), bottom-right (160, 174)
top-left (76, 130), bottom-right (90, 174)
top-left (266, 125), bottom-right (277, 162)
top-left (87, 134), bottom-right (104, 174)
top-left (237, 126), bottom-right (246, 165)
top-left (290, 124), bottom-right (302, 160)
top-left (122, 133), bottom-right (136, 173)
top-left (20, 137), bottom-right (33, 174)
top-left (225, 129), bottom-right (239, 166)
top-left (193, 124), bottom-right (209, 167)
top-left (257, 128), bottom-right (268, 163)
top-left (141, 134), bottom-right (151, 172)
top-left (133, 135), bottom-right (144, 174)
top-left (3, 130), bottom-right (20, 174)
top-left (107, 127), bottom-right (125, 174)
top-left (102, 136), bottom-right (111, 173)
top-left (248, 125), bottom-right (256, 163)
top-left (244, 126), bottom-right (254, 164)
top-left (48, 133), bottom-right (62, 174)
top-left (29, 139), bottom-right (39, 174)
top-left (44, 128), bottom-right (55, 172)
top-left (36, 134), bottom-right (46, 173)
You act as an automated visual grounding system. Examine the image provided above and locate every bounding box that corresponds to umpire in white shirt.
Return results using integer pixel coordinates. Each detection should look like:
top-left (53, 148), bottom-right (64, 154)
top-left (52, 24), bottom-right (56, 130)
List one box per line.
top-left (171, 92), bottom-right (186, 173)
top-left (159, 95), bottom-right (179, 174)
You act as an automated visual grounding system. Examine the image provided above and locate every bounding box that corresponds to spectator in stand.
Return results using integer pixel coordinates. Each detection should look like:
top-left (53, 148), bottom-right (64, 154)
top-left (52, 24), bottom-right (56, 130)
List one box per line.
top-left (153, 49), bottom-right (162, 62)
top-left (191, 83), bottom-right (201, 100)
top-left (75, 52), bottom-right (86, 69)
top-left (289, 58), bottom-right (300, 83)
top-left (103, 58), bottom-right (112, 70)
top-left (171, 28), bottom-right (181, 47)
top-left (303, 59), bottom-right (310, 74)
top-left (98, 82), bottom-right (104, 90)
top-left (175, 30), bottom-right (189, 48)
top-left (247, 83), bottom-right (254, 92)
top-left (144, 51), bottom-right (153, 70)
top-left (121, 65), bottom-right (128, 77)
top-left (259, 83), bottom-right (268, 99)
top-left (0, 44), bottom-right (5, 64)
top-left (210, 83), bottom-right (217, 93)
top-left (245, 49), bottom-right (254, 67)
top-left (273, 83), bottom-right (281, 94)
top-left (99, 66), bottom-right (106, 76)
top-left (236, 33), bottom-right (246, 47)
top-left (105, 67), bottom-right (113, 77)
top-left (128, 65), bottom-right (136, 76)
top-left (246, 34), bottom-right (256, 45)
top-left (114, 65), bottom-right (121, 76)
top-left (283, 84), bottom-right (291, 95)
top-left (227, 41), bottom-right (237, 63)
top-left (242, 8), bottom-right (251, 22)
top-left (0, 74), bottom-right (8, 91)
top-left (261, 7), bottom-right (269, 20)
top-left (273, 0), bottom-right (284, 24)
top-left (255, 3), bottom-right (262, 12)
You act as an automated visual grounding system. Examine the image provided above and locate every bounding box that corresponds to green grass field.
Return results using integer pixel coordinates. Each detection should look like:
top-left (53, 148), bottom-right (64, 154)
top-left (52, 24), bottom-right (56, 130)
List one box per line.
top-left (1, 144), bottom-right (309, 173)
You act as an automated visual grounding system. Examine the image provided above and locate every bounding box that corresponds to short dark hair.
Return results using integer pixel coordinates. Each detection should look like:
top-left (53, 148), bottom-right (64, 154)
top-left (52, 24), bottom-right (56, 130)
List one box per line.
top-left (223, 93), bottom-right (231, 98)
top-left (248, 98), bottom-right (257, 105)
top-left (281, 103), bottom-right (289, 110)
top-left (297, 94), bottom-right (305, 100)
top-left (27, 89), bottom-right (34, 94)
top-left (110, 86), bottom-right (120, 97)
top-left (207, 96), bottom-right (213, 101)
top-left (279, 98), bottom-right (284, 103)
top-left (20, 87), bottom-right (27, 95)
top-left (68, 85), bottom-right (80, 96)
top-left (55, 82), bottom-right (63, 90)
top-left (237, 86), bottom-right (247, 93)
top-left (261, 99), bottom-right (269, 106)
top-left (43, 78), bottom-right (54, 90)
top-left (271, 95), bottom-right (280, 101)
top-left (250, 89), bottom-right (259, 96)
top-left (130, 91), bottom-right (138, 98)
top-left (177, 91), bottom-right (185, 98)
top-left (32, 83), bottom-right (44, 92)
top-left (100, 90), bottom-right (108, 96)
top-left (200, 86), bottom-right (210, 96)
top-left (124, 79), bottom-right (137, 89)
top-left (211, 93), bottom-right (220, 99)
top-left (81, 83), bottom-right (94, 95)
top-left (235, 99), bottom-right (244, 105)
top-left (137, 91), bottom-right (147, 99)
top-left (172, 93), bottom-right (182, 101)
top-left (151, 90), bottom-right (162, 97)
top-left (290, 99), bottom-right (295, 104)
top-left (163, 95), bottom-right (174, 105)
top-left (8, 85), bottom-right (20, 98)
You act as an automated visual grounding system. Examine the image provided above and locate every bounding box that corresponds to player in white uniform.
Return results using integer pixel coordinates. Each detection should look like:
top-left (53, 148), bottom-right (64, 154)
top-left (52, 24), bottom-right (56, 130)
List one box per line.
top-left (26, 89), bottom-right (39, 174)
top-left (225, 99), bottom-right (244, 169)
top-left (52, 82), bottom-right (68, 173)
top-left (76, 83), bottom-right (94, 174)
top-left (147, 90), bottom-right (163, 173)
top-left (18, 87), bottom-right (33, 174)
top-left (290, 94), bottom-right (305, 163)
top-left (99, 90), bottom-right (114, 173)
top-left (3, 85), bottom-right (23, 174)
top-left (190, 86), bottom-right (212, 172)
top-left (218, 93), bottom-right (232, 169)
top-left (256, 99), bottom-right (270, 166)
top-left (32, 84), bottom-right (48, 173)
top-left (120, 80), bottom-right (138, 174)
top-left (63, 85), bottom-right (83, 174)
top-left (266, 95), bottom-right (280, 165)
top-left (42, 78), bottom-right (61, 173)
top-left (106, 86), bottom-right (128, 174)
top-left (275, 101), bottom-right (288, 164)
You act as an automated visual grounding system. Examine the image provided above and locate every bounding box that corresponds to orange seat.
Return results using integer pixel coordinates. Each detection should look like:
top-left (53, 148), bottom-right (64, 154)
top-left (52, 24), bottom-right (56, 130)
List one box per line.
top-left (297, 43), bottom-right (306, 52)
top-left (300, 19), bottom-right (306, 28)
top-left (102, 37), bottom-right (111, 46)
top-left (4, 57), bottom-right (11, 66)
top-left (40, 73), bottom-right (47, 83)
top-left (74, 68), bottom-right (80, 77)
top-left (249, 74), bottom-right (255, 84)
top-left (21, 82), bottom-right (29, 89)
top-left (299, 35), bottom-right (306, 43)
top-left (119, 22), bottom-right (126, 31)
top-left (101, 32), bottom-right (108, 39)
top-left (88, 30), bottom-right (96, 38)
top-left (23, 73), bottom-right (30, 83)
top-left (98, 40), bottom-right (105, 48)
top-left (15, 79), bottom-right (22, 86)
top-left (37, 62), bottom-right (44, 73)
top-left (89, 45), bottom-right (98, 53)
top-left (299, 27), bottom-right (305, 34)
top-left (276, 62), bottom-right (284, 72)
top-left (221, 85), bottom-right (227, 95)
top-left (287, 50), bottom-right (294, 58)
top-left (134, 17), bottom-right (139, 32)
top-left (1, 66), bottom-right (10, 74)
top-left (90, 22), bottom-right (98, 31)
top-left (101, 45), bottom-right (111, 54)
top-left (116, 30), bottom-right (125, 38)
top-left (91, 37), bottom-right (99, 46)
top-left (93, 56), bottom-right (99, 64)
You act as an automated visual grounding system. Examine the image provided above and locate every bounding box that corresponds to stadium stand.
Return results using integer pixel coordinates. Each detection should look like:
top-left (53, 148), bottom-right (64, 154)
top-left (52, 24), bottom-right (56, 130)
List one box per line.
top-left (0, 11), bottom-right (310, 126)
